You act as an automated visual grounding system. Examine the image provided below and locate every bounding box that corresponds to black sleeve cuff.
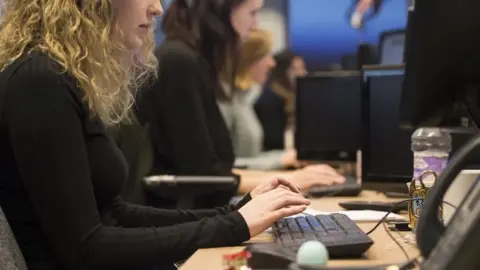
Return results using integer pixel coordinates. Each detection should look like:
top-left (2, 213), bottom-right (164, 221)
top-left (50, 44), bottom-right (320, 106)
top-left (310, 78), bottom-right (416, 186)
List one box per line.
top-left (234, 193), bottom-right (252, 210)
top-left (227, 211), bottom-right (251, 242)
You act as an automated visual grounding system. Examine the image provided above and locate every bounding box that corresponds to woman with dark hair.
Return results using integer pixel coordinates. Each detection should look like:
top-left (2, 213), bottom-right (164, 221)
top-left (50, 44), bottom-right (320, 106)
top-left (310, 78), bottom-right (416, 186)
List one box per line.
top-left (254, 50), bottom-right (307, 151)
top-left (137, 0), bottom-right (343, 209)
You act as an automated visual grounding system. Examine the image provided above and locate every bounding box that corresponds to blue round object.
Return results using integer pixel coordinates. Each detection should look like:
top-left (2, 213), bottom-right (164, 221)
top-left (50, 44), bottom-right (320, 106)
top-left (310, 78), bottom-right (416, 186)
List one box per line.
top-left (296, 241), bottom-right (329, 267)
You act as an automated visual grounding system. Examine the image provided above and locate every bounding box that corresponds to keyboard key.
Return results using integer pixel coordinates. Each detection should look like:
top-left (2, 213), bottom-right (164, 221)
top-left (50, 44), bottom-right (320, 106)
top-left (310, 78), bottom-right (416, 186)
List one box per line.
top-left (317, 215), bottom-right (340, 232)
top-left (277, 219), bottom-right (288, 226)
top-left (328, 231), bottom-right (347, 237)
top-left (292, 233), bottom-right (304, 240)
top-left (281, 238), bottom-right (294, 246)
top-left (294, 239), bottom-right (305, 246)
top-left (306, 216), bottom-right (325, 232)
top-left (303, 234), bottom-right (318, 241)
top-left (296, 217), bottom-right (313, 232)
top-left (287, 218), bottom-right (301, 233)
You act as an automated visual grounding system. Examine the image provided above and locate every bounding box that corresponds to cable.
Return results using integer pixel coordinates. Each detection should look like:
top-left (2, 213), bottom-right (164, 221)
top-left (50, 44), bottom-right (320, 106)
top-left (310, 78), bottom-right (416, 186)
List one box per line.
top-left (365, 198), bottom-right (457, 235)
top-left (380, 203), bottom-right (422, 268)
top-left (383, 221), bottom-right (409, 260)
top-left (398, 256), bottom-right (421, 270)
top-left (365, 199), bottom-right (410, 235)
top-left (379, 201), bottom-right (427, 267)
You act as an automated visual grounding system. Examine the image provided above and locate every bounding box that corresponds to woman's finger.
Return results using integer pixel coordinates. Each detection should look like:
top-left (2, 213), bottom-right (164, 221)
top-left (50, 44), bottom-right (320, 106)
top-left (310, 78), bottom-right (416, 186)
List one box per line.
top-left (333, 175), bottom-right (347, 184)
top-left (271, 194), bottom-right (310, 210)
top-left (306, 176), bottom-right (336, 188)
top-left (269, 205), bottom-right (308, 221)
top-left (269, 187), bottom-right (306, 201)
top-left (306, 164), bottom-right (342, 176)
top-left (276, 178), bottom-right (301, 193)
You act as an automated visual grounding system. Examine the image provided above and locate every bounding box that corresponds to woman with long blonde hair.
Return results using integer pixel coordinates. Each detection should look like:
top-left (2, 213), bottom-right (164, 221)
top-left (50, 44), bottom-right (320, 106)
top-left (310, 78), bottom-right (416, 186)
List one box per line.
top-left (0, 0), bottom-right (311, 269)
top-left (218, 30), bottom-right (344, 184)
top-left (219, 29), bottom-right (286, 169)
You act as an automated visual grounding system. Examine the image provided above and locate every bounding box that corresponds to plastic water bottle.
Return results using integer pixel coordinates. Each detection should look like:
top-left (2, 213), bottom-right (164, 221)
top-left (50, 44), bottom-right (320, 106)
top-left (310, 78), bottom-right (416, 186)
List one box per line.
top-left (411, 128), bottom-right (452, 180)
top-left (409, 127), bottom-right (452, 230)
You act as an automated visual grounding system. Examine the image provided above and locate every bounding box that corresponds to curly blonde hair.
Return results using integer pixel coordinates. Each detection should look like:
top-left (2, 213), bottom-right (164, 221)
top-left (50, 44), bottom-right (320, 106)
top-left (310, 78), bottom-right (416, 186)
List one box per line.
top-left (0, 0), bottom-right (158, 126)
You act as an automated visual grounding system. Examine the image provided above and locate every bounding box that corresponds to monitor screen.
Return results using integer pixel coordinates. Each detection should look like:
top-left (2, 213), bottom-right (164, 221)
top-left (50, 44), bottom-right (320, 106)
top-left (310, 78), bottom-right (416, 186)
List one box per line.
top-left (363, 68), bottom-right (412, 182)
top-left (400, 0), bottom-right (480, 128)
top-left (296, 72), bottom-right (361, 162)
top-left (379, 30), bottom-right (406, 65)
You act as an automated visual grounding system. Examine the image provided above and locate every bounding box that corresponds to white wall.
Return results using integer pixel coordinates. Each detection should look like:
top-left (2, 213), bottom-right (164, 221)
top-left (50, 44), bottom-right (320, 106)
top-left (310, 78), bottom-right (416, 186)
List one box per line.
top-left (258, 0), bottom-right (288, 53)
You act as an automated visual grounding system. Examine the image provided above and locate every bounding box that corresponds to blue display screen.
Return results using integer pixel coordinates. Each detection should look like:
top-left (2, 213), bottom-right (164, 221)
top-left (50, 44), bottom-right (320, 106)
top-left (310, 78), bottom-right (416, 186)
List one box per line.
top-left (288, 0), bottom-right (408, 69)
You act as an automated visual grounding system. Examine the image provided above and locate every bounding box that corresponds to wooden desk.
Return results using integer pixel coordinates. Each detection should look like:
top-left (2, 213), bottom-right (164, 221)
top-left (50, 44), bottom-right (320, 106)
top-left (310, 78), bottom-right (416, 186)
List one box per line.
top-left (180, 191), bottom-right (419, 270)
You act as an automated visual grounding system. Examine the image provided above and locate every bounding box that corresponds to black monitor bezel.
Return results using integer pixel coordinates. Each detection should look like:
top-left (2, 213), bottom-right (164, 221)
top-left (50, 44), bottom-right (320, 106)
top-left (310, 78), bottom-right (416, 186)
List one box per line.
top-left (360, 64), bottom-right (411, 183)
top-left (378, 28), bottom-right (406, 64)
top-left (295, 71), bottom-right (361, 162)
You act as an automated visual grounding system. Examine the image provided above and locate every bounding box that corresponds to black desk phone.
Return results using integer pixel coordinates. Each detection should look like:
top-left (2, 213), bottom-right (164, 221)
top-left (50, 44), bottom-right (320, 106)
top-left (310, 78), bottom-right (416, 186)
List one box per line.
top-left (417, 135), bottom-right (480, 270)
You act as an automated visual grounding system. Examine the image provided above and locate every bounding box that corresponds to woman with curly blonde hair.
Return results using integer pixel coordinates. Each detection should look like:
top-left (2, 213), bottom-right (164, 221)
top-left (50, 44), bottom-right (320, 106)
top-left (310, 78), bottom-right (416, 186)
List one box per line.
top-left (0, 0), bottom-right (311, 269)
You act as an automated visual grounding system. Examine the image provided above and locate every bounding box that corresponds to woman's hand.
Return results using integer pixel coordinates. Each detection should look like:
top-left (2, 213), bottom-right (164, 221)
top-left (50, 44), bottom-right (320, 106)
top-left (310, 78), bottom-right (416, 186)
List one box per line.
top-left (289, 164), bottom-right (346, 191)
top-left (280, 149), bottom-right (299, 168)
top-left (250, 177), bottom-right (301, 198)
top-left (303, 164), bottom-right (342, 175)
top-left (238, 188), bottom-right (310, 237)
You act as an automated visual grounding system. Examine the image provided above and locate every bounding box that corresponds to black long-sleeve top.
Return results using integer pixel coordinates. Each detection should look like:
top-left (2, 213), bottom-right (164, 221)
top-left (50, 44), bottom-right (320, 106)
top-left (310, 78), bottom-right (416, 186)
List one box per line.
top-left (135, 40), bottom-right (238, 207)
top-left (0, 51), bottom-right (251, 270)
top-left (254, 86), bottom-right (288, 151)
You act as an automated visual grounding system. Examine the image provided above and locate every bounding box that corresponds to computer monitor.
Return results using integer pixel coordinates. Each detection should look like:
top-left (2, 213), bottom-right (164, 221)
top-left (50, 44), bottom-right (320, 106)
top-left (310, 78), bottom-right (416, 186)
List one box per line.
top-left (339, 44), bottom-right (379, 71)
top-left (295, 71), bottom-right (361, 162)
top-left (356, 43), bottom-right (379, 69)
top-left (400, 0), bottom-right (480, 129)
top-left (378, 29), bottom-right (406, 65)
top-left (362, 65), bottom-right (479, 184)
top-left (361, 65), bottom-right (411, 183)
top-left (399, 0), bottom-right (480, 263)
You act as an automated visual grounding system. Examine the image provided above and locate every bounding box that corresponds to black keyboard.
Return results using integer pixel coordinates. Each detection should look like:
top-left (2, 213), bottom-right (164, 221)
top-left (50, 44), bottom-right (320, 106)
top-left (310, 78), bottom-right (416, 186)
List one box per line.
top-left (272, 213), bottom-right (373, 258)
top-left (307, 176), bottom-right (362, 197)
